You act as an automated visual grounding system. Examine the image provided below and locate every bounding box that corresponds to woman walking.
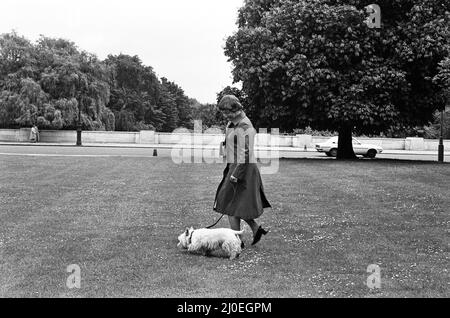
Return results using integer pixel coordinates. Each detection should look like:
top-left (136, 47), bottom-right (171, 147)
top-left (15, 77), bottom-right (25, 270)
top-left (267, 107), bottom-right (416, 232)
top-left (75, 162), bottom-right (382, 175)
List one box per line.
top-left (29, 125), bottom-right (39, 143)
top-left (213, 95), bottom-right (271, 247)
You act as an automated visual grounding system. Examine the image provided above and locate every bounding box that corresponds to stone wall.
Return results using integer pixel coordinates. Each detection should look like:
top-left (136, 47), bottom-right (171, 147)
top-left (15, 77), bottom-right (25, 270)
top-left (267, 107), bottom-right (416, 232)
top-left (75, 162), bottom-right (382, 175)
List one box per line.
top-left (0, 129), bottom-right (449, 150)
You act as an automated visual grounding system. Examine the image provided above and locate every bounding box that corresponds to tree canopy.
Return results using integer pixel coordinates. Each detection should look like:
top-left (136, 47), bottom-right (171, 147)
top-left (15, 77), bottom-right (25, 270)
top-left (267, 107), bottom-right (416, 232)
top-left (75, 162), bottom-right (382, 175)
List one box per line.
top-left (0, 32), bottom-right (196, 132)
top-left (224, 0), bottom-right (450, 156)
top-left (0, 32), bottom-right (114, 130)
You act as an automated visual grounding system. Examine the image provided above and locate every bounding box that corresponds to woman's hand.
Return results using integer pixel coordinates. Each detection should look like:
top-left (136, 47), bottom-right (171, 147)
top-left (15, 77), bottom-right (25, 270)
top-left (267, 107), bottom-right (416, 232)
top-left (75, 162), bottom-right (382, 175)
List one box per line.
top-left (230, 175), bottom-right (238, 183)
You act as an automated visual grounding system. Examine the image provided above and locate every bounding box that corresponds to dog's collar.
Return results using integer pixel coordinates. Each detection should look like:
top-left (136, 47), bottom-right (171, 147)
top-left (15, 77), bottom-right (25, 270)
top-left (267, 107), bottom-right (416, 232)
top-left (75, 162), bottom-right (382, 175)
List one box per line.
top-left (187, 230), bottom-right (195, 245)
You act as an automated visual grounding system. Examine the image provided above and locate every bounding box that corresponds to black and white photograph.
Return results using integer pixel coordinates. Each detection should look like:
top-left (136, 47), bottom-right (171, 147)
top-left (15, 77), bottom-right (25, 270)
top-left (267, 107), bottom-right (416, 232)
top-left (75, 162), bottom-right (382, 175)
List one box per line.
top-left (0, 0), bottom-right (449, 304)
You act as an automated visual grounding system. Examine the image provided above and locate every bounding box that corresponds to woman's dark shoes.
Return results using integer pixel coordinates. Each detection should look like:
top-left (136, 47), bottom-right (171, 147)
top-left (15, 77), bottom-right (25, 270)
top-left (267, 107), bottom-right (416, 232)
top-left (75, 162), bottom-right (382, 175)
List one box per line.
top-left (251, 226), bottom-right (268, 246)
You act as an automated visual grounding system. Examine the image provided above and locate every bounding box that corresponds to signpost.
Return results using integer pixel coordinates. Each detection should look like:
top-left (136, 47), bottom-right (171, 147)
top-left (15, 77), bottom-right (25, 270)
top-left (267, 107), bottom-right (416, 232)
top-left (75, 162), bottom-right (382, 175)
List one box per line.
top-left (76, 105), bottom-right (82, 146)
top-left (438, 109), bottom-right (445, 162)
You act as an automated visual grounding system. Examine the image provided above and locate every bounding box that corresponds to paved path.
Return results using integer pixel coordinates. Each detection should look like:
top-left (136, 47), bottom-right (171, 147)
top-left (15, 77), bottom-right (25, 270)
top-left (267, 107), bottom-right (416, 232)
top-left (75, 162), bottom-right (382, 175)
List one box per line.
top-left (0, 142), bottom-right (448, 162)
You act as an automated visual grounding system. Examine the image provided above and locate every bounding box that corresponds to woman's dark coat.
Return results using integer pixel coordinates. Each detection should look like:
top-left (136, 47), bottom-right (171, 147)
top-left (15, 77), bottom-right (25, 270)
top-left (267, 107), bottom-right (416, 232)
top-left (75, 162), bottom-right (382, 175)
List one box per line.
top-left (213, 115), bottom-right (271, 219)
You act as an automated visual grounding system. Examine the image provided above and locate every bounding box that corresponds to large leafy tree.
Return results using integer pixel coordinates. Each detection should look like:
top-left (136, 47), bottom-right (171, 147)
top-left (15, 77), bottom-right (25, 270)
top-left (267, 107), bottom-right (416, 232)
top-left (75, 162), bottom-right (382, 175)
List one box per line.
top-left (105, 55), bottom-right (194, 132)
top-left (0, 32), bottom-right (41, 128)
top-left (105, 54), bottom-right (163, 131)
top-left (161, 77), bottom-right (193, 130)
top-left (434, 57), bottom-right (450, 108)
top-left (191, 102), bottom-right (221, 129)
top-left (0, 33), bottom-right (197, 133)
top-left (225, 0), bottom-right (450, 158)
top-left (0, 32), bottom-right (114, 130)
top-left (429, 57), bottom-right (450, 138)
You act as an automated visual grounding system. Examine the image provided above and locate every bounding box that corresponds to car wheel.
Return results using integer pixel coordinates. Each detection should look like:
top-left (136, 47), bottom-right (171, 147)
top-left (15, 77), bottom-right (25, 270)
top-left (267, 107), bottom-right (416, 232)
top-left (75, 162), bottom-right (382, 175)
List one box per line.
top-left (367, 149), bottom-right (377, 159)
top-left (325, 152), bottom-right (332, 157)
top-left (329, 148), bottom-right (338, 157)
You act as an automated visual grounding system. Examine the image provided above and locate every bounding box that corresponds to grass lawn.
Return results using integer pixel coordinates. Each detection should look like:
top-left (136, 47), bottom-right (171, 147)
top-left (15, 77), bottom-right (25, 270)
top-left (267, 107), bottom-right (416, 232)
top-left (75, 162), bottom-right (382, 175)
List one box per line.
top-left (0, 156), bottom-right (449, 298)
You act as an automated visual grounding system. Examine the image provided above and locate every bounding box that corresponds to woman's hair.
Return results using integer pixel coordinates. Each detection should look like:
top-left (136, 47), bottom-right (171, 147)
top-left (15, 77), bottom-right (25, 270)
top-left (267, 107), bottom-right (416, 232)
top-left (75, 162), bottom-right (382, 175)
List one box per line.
top-left (218, 95), bottom-right (243, 112)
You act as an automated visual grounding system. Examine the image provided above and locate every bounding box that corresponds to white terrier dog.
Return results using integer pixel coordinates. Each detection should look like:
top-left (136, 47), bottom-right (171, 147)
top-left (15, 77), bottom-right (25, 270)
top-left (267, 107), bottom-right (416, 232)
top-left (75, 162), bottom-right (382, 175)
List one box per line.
top-left (177, 227), bottom-right (243, 260)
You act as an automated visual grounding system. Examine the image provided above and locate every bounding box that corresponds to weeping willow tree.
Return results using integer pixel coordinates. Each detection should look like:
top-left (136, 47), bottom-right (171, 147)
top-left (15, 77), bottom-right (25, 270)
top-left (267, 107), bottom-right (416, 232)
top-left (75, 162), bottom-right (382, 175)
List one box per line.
top-left (0, 32), bottom-right (114, 130)
top-left (0, 32), bottom-right (196, 132)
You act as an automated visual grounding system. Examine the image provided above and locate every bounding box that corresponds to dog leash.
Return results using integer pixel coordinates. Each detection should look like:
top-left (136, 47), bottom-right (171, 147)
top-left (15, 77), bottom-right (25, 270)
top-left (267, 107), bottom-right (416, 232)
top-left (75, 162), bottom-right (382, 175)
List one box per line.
top-left (205, 214), bottom-right (225, 229)
top-left (206, 179), bottom-right (239, 229)
top-left (206, 133), bottom-right (239, 230)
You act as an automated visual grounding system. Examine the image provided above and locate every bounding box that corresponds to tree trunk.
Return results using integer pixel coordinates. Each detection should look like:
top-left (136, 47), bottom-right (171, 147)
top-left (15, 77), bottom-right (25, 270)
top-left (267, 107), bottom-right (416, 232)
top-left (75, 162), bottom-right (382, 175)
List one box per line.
top-left (337, 124), bottom-right (357, 160)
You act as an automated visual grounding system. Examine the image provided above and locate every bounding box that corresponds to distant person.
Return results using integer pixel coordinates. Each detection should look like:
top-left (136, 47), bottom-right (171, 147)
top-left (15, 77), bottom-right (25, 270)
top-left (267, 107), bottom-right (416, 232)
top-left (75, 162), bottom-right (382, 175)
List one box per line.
top-left (30, 125), bottom-right (39, 143)
top-left (213, 95), bottom-right (271, 247)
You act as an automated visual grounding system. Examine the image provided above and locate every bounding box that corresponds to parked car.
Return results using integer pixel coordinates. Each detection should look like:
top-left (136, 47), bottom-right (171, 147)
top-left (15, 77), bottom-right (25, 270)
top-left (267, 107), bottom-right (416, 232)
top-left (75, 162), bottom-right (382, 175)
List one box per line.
top-left (315, 136), bottom-right (383, 158)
